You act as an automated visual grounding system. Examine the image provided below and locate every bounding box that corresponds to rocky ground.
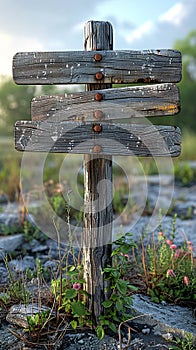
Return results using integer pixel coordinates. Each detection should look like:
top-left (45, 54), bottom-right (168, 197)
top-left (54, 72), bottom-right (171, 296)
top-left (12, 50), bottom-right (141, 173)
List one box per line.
top-left (0, 174), bottom-right (195, 349)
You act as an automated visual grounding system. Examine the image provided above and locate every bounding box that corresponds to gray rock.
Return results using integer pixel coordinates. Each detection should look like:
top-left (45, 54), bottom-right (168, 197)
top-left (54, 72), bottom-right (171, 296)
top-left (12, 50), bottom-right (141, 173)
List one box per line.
top-left (61, 333), bottom-right (118, 350)
top-left (0, 194), bottom-right (8, 204)
top-left (0, 234), bottom-right (24, 252)
top-left (173, 203), bottom-right (195, 219)
top-left (0, 266), bottom-right (9, 284)
top-left (8, 256), bottom-right (35, 273)
top-left (132, 294), bottom-right (196, 343)
top-left (6, 303), bottom-right (52, 328)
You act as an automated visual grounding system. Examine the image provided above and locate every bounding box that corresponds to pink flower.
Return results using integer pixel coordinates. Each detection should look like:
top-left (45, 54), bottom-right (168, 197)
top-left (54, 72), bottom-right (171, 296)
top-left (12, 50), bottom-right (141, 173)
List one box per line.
top-left (174, 249), bottom-right (182, 259)
top-left (158, 231), bottom-right (164, 237)
top-left (166, 239), bottom-right (173, 245)
top-left (73, 282), bottom-right (81, 291)
top-left (124, 254), bottom-right (130, 259)
top-left (183, 276), bottom-right (189, 286)
top-left (120, 252), bottom-right (130, 259)
top-left (187, 241), bottom-right (193, 245)
top-left (167, 269), bottom-right (176, 278)
top-left (188, 245), bottom-right (194, 252)
top-left (170, 244), bottom-right (177, 250)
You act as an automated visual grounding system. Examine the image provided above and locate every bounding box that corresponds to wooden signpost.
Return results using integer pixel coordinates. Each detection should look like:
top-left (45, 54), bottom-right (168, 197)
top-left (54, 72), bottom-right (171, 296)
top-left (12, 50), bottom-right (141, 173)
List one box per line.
top-left (13, 21), bottom-right (182, 325)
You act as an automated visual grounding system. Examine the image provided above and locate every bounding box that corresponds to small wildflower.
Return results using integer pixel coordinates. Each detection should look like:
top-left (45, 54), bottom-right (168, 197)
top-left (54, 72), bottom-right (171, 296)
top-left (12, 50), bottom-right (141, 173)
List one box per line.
top-left (183, 276), bottom-right (189, 286)
top-left (187, 241), bottom-right (193, 245)
top-left (167, 269), bottom-right (176, 278)
top-left (73, 282), bottom-right (81, 291)
top-left (158, 231), bottom-right (164, 237)
top-left (170, 244), bottom-right (177, 250)
top-left (188, 245), bottom-right (194, 252)
top-left (166, 239), bottom-right (173, 245)
top-left (124, 254), bottom-right (130, 259)
top-left (174, 249), bottom-right (182, 259)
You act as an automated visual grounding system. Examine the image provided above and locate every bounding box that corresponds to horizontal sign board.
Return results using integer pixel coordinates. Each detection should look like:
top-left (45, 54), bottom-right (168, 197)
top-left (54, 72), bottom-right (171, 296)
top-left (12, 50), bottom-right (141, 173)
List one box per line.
top-left (31, 83), bottom-right (180, 122)
top-left (13, 49), bottom-right (182, 85)
top-left (15, 121), bottom-right (181, 157)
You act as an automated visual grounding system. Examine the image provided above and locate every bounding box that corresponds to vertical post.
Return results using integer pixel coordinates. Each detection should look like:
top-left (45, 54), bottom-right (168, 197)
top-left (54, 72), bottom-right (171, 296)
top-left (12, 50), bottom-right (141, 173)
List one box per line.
top-left (83, 21), bottom-right (113, 325)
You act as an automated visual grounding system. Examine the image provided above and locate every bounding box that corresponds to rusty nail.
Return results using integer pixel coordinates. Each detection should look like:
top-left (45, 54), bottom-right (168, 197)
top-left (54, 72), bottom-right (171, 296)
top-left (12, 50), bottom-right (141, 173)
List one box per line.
top-left (95, 93), bottom-right (103, 101)
top-left (95, 72), bottom-right (104, 80)
top-left (93, 145), bottom-right (102, 153)
top-left (94, 53), bottom-right (102, 62)
top-left (93, 124), bottom-right (102, 133)
top-left (94, 110), bottom-right (104, 120)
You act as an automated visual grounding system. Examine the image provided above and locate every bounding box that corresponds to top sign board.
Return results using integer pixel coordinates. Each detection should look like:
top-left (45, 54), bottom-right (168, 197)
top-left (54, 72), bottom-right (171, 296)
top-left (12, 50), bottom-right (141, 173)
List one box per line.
top-left (13, 49), bottom-right (182, 85)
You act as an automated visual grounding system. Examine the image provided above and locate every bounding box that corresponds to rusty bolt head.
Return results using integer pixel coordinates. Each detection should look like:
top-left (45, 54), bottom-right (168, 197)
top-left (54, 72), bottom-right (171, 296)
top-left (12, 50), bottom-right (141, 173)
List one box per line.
top-left (94, 110), bottom-right (104, 120)
top-left (94, 53), bottom-right (102, 62)
top-left (93, 145), bottom-right (102, 153)
top-left (95, 72), bottom-right (104, 80)
top-left (94, 93), bottom-right (103, 102)
top-left (93, 124), bottom-right (102, 133)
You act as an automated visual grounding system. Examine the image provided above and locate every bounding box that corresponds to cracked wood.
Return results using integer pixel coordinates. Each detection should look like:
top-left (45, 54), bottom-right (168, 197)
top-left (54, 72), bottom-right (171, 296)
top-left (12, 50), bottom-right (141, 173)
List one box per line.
top-left (15, 121), bottom-right (181, 157)
top-left (31, 83), bottom-right (180, 122)
top-left (13, 49), bottom-right (182, 85)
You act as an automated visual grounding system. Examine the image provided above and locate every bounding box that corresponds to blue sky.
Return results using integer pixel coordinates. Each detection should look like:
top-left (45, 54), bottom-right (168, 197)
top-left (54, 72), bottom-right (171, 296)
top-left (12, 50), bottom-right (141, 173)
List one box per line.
top-left (0, 0), bottom-right (195, 76)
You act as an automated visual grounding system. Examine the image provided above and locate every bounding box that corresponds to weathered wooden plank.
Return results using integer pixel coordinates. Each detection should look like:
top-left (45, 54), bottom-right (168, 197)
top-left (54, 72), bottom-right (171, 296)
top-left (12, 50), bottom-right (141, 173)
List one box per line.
top-left (13, 49), bottom-right (182, 85)
top-left (31, 83), bottom-right (180, 122)
top-left (83, 20), bottom-right (113, 325)
top-left (15, 121), bottom-right (181, 157)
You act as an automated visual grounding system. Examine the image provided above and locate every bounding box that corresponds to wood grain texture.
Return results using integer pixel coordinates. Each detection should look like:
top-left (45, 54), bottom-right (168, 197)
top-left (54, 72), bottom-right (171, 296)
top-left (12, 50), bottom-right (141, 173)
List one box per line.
top-left (15, 121), bottom-right (181, 157)
top-left (31, 83), bottom-right (180, 122)
top-left (83, 20), bottom-right (113, 325)
top-left (13, 49), bottom-right (182, 85)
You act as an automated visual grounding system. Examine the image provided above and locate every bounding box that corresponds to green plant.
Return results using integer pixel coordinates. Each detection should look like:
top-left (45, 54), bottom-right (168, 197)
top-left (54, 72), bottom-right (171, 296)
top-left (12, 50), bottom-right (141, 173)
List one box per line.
top-left (25, 309), bottom-right (51, 334)
top-left (170, 332), bottom-right (194, 350)
top-left (174, 162), bottom-right (195, 186)
top-left (51, 264), bottom-right (91, 330)
top-left (133, 220), bottom-right (196, 304)
top-left (96, 232), bottom-right (138, 339)
top-left (0, 255), bottom-right (30, 306)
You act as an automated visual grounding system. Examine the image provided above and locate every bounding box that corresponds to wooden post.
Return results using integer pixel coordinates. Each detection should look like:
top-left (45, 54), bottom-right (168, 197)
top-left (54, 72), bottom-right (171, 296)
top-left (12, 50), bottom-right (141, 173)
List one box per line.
top-left (83, 21), bottom-right (113, 325)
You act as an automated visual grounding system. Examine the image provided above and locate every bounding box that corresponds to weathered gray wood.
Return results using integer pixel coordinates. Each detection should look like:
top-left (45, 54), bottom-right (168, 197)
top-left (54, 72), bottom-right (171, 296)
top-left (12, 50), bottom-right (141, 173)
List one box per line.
top-left (15, 121), bottom-right (181, 157)
top-left (83, 21), bottom-right (113, 326)
top-left (31, 83), bottom-right (180, 122)
top-left (13, 49), bottom-right (182, 85)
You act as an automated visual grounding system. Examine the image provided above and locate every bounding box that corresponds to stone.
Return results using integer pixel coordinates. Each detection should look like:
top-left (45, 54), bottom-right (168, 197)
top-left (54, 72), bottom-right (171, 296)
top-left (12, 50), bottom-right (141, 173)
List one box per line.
top-left (0, 194), bottom-right (8, 204)
top-left (0, 266), bottom-right (9, 284)
top-left (142, 327), bottom-right (151, 335)
top-left (0, 234), bottom-right (24, 252)
top-left (8, 256), bottom-right (35, 273)
top-left (162, 333), bottom-right (173, 341)
top-left (6, 303), bottom-right (52, 328)
top-left (132, 294), bottom-right (196, 342)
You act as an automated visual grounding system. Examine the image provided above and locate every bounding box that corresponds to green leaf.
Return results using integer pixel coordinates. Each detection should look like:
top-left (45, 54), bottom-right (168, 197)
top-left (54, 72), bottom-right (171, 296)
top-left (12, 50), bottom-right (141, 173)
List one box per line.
top-left (128, 284), bottom-right (138, 292)
top-left (108, 321), bottom-right (117, 333)
top-left (116, 300), bottom-right (123, 312)
top-left (71, 301), bottom-right (86, 316)
top-left (116, 280), bottom-right (128, 295)
top-left (102, 300), bottom-right (113, 308)
top-left (70, 320), bottom-right (78, 330)
top-left (64, 289), bottom-right (78, 299)
top-left (96, 325), bottom-right (105, 340)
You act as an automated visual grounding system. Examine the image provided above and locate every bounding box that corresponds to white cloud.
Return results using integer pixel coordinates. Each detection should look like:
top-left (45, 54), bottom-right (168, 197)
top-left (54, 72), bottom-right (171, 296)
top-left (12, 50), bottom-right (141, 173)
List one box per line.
top-left (125, 21), bottom-right (154, 44)
top-left (159, 2), bottom-right (187, 26)
top-left (0, 32), bottom-right (43, 75)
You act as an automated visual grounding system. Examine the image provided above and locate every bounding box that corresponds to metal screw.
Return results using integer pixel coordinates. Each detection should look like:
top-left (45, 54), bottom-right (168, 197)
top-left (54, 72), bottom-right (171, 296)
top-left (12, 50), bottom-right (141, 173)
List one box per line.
top-left (93, 124), bottom-right (102, 133)
top-left (95, 72), bottom-right (104, 80)
top-left (93, 145), bottom-right (102, 153)
top-left (94, 110), bottom-right (104, 120)
top-left (94, 93), bottom-right (103, 101)
top-left (94, 53), bottom-right (102, 62)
